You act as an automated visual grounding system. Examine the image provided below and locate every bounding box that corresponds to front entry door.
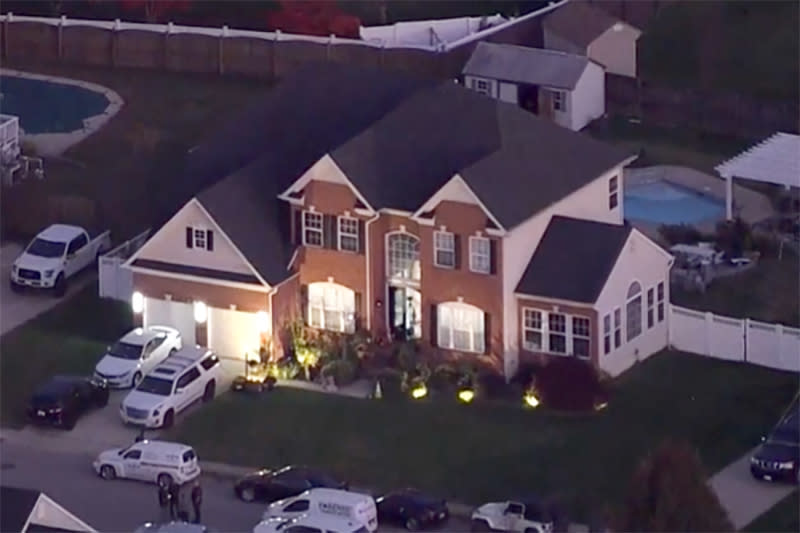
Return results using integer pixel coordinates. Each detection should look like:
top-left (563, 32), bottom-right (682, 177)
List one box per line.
top-left (388, 286), bottom-right (421, 340)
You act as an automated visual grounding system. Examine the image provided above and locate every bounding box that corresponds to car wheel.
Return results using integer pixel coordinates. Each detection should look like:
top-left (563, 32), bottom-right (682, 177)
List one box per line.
top-left (100, 465), bottom-right (116, 480)
top-left (239, 486), bottom-right (256, 502)
top-left (131, 372), bottom-right (142, 388)
top-left (157, 473), bottom-right (173, 488)
top-left (203, 381), bottom-right (216, 402)
top-left (470, 519), bottom-right (492, 532)
top-left (405, 517), bottom-right (420, 531)
top-left (162, 410), bottom-right (174, 429)
top-left (53, 274), bottom-right (66, 298)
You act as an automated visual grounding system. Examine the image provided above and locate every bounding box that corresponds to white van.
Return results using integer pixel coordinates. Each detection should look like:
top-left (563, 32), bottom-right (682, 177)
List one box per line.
top-left (262, 488), bottom-right (377, 532)
top-left (253, 514), bottom-right (369, 533)
top-left (93, 440), bottom-right (201, 487)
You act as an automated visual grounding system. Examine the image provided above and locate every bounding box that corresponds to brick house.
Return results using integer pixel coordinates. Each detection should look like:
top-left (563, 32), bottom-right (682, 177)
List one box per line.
top-left (124, 64), bottom-right (672, 379)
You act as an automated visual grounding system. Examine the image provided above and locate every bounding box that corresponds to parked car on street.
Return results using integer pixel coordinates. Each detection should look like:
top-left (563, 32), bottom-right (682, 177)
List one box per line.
top-left (10, 223), bottom-right (111, 296)
top-left (120, 346), bottom-right (220, 428)
top-left (751, 396), bottom-right (800, 483)
top-left (253, 514), bottom-right (369, 533)
top-left (376, 488), bottom-right (449, 530)
top-left (94, 440), bottom-right (200, 488)
top-left (471, 497), bottom-right (553, 533)
top-left (262, 488), bottom-right (377, 532)
top-left (27, 375), bottom-right (109, 430)
top-left (94, 326), bottom-right (182, 388)
top-left (234, 465), bottom-right (348, 503)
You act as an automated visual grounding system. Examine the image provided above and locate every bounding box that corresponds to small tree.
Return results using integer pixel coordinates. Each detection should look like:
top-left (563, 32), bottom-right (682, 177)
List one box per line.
top-left (614, 440), bottom-right (732, 532)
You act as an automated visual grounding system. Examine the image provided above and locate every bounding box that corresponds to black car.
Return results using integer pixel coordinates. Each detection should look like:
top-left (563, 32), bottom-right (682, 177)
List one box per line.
top-left (27, 375), bottom-right (109, 430)
top-left (751, 398), bottom-right (800, 484)
top-left (234, 465), bottom-right (348, 503)
top-left (376, 488), bottom-right (449, 531)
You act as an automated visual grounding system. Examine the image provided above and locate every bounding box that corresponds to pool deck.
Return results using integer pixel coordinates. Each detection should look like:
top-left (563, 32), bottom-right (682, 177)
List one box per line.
top-left (0, 68), bottom-right (124, 157)
top-left (625, 165), bottom-right (774, 242)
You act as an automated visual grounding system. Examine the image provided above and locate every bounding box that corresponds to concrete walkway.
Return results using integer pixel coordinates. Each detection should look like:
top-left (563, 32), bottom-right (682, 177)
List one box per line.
top-left (709, 448), bottom-right (797, 530)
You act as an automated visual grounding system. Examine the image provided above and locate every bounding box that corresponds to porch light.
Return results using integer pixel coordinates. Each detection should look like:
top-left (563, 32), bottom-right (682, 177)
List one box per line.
top-left (458, 389), bottom-right (475, 403)
top-left (193, 301), bottom-right (208, 323)
top-left (131, 292), bottom-right (144, 314)
top-left (524, 391), bottom-right (540, 408)
top-left (594, 401), bottom-right (609, 411)
top-left (256, 311), bottom-right (269, 332)
top-left (410, 383), bottom-right (428, 399)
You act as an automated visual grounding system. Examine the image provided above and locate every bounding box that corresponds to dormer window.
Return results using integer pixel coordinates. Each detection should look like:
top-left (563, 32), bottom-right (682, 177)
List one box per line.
top-left (185, 227), bottom-right (214, 251)
top-left (302, 211), bottom-right (323, 247)
top-left (338, 216), bottom-right (359, 252)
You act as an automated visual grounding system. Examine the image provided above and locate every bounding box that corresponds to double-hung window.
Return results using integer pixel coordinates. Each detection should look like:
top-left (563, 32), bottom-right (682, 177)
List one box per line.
top-left (609, 176), bottom-right (619, 209)
top-left (522, 309), bottom-right (543, 351)
top-left (603, 314), bottom-right (612, 354)
top-left (437, 302), bottom-right (485, 353)
top-left (572, 317), bottom-right (590, 359)
top-left (469, 236), bottom-right (491, 274)
top-left (307, 282), bottom-right (355, 333)
top-left (552, 90), bottom-right (566, 112)
top-left (337, 216), bottom-right (359, 252)
top-left (548, 312), bottom-right (567, 354)
top-left (433, 231), bottom-right (455, 268)
top-left (646, 287), bottom-right (655, 328)
top-left (302, 211), bottom-right (323, 247)
top-left (656, 281), bottom-right (665, 322)
top-left (613, 308), bottom-right (622, 348)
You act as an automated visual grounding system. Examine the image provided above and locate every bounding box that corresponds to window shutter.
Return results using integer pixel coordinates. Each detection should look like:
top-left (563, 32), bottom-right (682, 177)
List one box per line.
top-left (206, 230), bottom-right (214, 251)
top-left (429, 304), bottom-right (438, 347)
top-left (489, 239), bottom-right (497, 275)
top-left (357, 220), bottom-right (365, 254)
top-left (453, 235), bottom-right (461, 269)
top-left (323, 215), bottom-right (338, 249)
top-left (294, 210), bottom-right (303, 245)
top-left (484, 312), bottom-right (492, 354)
top-left (299, 284), bottom-right (308, 324)
top-left (185, 227), bottom-right (193, 248)
top-left (354, 292), bottom-right (363, 330)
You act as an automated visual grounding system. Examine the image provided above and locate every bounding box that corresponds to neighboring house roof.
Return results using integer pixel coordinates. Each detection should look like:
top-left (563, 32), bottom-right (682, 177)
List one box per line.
top-left (0, 486), bottom-right (94, 533)
top-left (543, 0), bottom-right (629, 48)
top-left (462, 42), bottom-right (592, 90)
top-left (516, 215), bottom-right (632, 303)
top-left (2, 486), bottom-right (40, 532)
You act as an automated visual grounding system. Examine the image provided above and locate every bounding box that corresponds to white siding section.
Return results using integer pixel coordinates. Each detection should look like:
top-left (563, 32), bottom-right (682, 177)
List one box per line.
top-left (134, 200), bottom-right (254, 275)
top-left (299, 154), bottom-right (351, 186)
top-left (569, 62), bottom-right (606, 131)
top-left (208, 307), bottom-right (263, 360)
top-left (500, 166), bottom-right (626, 377)
top-left (498, 82), bottom-right (519, 104)
top-left (587, 23), bottom-right (642, 78)
top-left (419, 174), bottom-right (481, 208)
top-left (144, 298), bottom-right (196, 345)
top-left (594, 230), bottom-right (672, 376)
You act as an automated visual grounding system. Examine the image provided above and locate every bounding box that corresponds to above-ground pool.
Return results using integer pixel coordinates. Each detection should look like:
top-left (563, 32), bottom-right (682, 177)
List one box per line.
top-left (0, 75), bottom-right (111, 134)
top-left (624, 180), bottom-right (725, 225)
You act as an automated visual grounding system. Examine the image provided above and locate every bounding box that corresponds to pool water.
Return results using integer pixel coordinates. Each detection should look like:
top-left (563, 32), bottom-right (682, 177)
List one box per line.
top-left (0, 75), bottom-right (110, 134)
top-left (624, 180), bottom-right (725, 225)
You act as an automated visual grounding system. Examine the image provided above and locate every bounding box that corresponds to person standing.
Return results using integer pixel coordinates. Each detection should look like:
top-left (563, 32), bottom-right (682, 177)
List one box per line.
top-left (135, 427), bottom-right (146, 442)
top-left (190, 480), bottom-right (203, 524)
top-left (177, 484), bottom-right (191, 522)
top-left (158, 483), bottom-right (171, 523)
top-left (168, 480), bottom-right (181, 520)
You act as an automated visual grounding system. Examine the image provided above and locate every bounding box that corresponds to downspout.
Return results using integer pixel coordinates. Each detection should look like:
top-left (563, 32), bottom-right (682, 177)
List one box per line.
top-left (267, 287), bottom-right (277, 360)
top-left (364, 212), bottom-right (381, 331)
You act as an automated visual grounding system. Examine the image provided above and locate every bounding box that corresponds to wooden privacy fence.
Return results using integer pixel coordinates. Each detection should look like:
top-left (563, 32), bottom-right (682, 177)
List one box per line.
top-left (98, 228), bottom-right (150, 301)
top-left (669, 304), bottom-right (800, 372)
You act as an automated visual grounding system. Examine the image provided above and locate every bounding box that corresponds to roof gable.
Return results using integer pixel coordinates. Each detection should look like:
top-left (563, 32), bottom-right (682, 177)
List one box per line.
top-left (515, 215), bottom-right (632, 303)
top-left (463, 42), bottom-right (590, 90)
top-left (543, 0), bottom-right (624, 48)
top-left (1, 486), bottom-right (40, 532)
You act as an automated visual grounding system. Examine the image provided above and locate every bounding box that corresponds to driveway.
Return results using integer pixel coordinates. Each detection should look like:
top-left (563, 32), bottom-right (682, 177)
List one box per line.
top-left (709, 448), bottom-right (797, 529)
top-left (0, 243), bottom-right (95, 336)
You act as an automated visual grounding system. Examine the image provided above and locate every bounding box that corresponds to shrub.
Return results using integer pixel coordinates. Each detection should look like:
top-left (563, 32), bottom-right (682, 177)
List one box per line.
top-left (715, 217), bottom-right (752, 256)
top-left (320, 358), bottom-right (358, 387)
top-left (476, 370), bottom-right (517, 401)
top-left (429, 363), bottom-right (460, 394)
top-left (268, 357), bottom-right (301, 380)
top-left (658, 224), bottom-right (703, 245)
top-left (375, 367), bottom-right (404, 399)
top-left (510, 362), bottom-right (539, 389)
top-left (533, 358), bottom-right (609, 412)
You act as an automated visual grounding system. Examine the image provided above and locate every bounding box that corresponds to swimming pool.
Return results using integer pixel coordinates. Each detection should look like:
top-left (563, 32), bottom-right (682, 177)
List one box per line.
top-left (0, 75), bottom-right (110, 134)
top-left (624, 180), bottom-right (725, 225)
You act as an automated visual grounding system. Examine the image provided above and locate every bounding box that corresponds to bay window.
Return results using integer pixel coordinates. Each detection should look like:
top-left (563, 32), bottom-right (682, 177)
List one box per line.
top-left (572, 317), bottom-right (590, 359)
top-left (437, 302), bottom-right (485, 353)
top-left (548, 312), bottom-right (567, 354)
top-left (307, 282), bottom-right (355, 333)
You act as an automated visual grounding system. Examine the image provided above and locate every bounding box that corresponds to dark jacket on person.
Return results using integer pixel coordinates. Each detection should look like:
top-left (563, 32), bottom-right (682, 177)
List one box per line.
top-left (191, 484), bottom-right (203, 506)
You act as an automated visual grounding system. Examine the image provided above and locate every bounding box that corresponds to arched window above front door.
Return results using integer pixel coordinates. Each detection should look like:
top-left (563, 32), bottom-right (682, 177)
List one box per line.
top-left (387, 232), bottom-right (420, 283)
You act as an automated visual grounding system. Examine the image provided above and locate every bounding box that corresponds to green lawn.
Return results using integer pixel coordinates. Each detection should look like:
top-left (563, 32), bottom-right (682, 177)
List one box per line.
top-left (672, 257), bottom-right (800, 328)
top-left (746, 491), bottom-right (800, 533)
top-left (166, 351), bottom-right (798, 521)
top-left (0, 285), bottom-right (132, 427)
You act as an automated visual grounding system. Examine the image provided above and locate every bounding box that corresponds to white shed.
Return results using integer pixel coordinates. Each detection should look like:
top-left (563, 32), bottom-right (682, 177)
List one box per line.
top-left (462, 42), bottom-right (606, 131)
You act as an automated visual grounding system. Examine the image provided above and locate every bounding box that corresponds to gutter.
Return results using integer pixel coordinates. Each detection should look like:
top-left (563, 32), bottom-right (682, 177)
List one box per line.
top-left (363, 212), bottom-right (381, 330)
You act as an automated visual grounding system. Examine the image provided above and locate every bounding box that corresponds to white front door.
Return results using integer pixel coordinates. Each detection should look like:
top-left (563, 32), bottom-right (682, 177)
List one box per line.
top-left (208, 307), bottom-right (262, 360)
top-left (144, 298), bottom-right (196, 346)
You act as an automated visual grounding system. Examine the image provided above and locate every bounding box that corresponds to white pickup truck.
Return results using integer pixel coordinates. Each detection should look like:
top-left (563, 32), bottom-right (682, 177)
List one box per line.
top-left (10, 224), bottom-right (111, 297)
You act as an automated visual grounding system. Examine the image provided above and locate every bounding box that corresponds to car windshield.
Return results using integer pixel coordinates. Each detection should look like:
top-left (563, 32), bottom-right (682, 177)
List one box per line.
top-left (108, 341), bottom-right (143, 360)
top-left (26, 238), bottom-right (66, 258)
top-left (136, 376), bottom-right (173, 396)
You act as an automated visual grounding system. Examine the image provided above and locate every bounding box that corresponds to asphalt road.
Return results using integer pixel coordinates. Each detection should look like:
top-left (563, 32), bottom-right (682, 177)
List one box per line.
top-left (0, 439), bottom-right (472, 532)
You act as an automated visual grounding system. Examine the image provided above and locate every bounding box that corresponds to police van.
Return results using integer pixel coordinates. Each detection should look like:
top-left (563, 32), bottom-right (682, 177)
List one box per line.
top-left (93, 440), bottom-right (201, 488)
top-left (262, 488), bottom-right (377, 532)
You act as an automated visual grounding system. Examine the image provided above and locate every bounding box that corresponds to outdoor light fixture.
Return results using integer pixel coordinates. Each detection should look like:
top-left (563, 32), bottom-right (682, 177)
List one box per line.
top-left (524, 391), bottom-right (540, 408)
top-left (256, 311), bottom-right (269, 332)
top-left (594, 401), bottom-right (609, 411)
top-left (193, 301), bottom-right (208, 324)
top-left (458, 389), bottom-right (475, 403)
top-left (131, 291), bottom-right (144, 314)
top-left (411, 383), bottom-right (428, 399)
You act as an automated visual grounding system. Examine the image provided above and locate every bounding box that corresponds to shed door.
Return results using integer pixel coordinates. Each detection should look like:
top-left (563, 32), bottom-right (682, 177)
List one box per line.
top-left (144, 298), bottom-right (195, 346)
top-left (208, 307), bottom-right (262, 361)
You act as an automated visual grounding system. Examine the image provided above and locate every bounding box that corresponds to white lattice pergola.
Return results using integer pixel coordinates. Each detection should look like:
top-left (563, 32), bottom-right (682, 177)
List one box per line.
top-left (716, 132), bottom-right (800, 220)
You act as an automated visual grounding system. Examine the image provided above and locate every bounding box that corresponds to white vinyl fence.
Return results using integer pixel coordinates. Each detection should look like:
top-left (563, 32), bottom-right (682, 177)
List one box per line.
top-left (669, 304), bottom-right (800, 372)
top-left (98, 229), bottom-right (150, 301)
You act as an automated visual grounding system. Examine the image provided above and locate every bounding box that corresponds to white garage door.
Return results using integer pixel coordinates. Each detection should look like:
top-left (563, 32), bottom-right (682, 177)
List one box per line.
top-left (144, 298), bottom-right (196, 346)
top-left (208, 307), bottom-right (262, 361)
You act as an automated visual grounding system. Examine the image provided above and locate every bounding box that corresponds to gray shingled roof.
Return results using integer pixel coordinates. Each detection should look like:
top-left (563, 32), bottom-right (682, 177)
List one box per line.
top-left (1, 486), bottom-right (40, 533)
top-left (543, 0), bottom-right (627, 48)
top-left (516, 216), bottom-right (632, 303)
top-left (462, 42), bottom-right (591, 90)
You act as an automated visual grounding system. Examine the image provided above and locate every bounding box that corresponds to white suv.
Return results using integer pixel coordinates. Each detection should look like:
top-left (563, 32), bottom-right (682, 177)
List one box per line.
top-left (120, 346), bottom-right (221, 428)
top-left (94, 326), bottom-right (182, 388)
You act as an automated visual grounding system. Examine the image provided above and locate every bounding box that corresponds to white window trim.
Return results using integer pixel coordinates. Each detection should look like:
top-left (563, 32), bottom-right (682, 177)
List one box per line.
top-left (307, 282), bottom-right (355, 334)
top-left (302, 211), bottom-right (323, 248)
top-left (646, 286), bottom-right (655, 329)
top-left (191, 226), bottom-right (208, 250)
top-left (521, 307), bottom-right (591, 358)
top-left (433, 230), bottom-right (455, 269)
top-left (603, 313), bottom-right (612, 355)
top-left (437, 301), bottom-right (485, 354)
top-left (472, 78), bottom-right (492, 96)
top-left (552, 89), bottom-right (567, 112)
top-left (609, 176), bottom-right (619, 209)
top-left (656, 281), bottom-right (665, 323)
top-left (626, 282), bottom-right (643, 342)
top-left (386, 231), bottom-right (421, 284)
top-left (469, 236), bottom-right (491, 274)
top-left (613, 307), bottom-right (622, 349)
top-left (337, 215), bottom-right (359, 253)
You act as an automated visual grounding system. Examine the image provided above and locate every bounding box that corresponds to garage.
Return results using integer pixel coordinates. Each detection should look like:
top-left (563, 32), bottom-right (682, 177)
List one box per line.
top-left (208, 307), bottom-right (263, 361)
top-left (144, 297), bottom-right (196, 346)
